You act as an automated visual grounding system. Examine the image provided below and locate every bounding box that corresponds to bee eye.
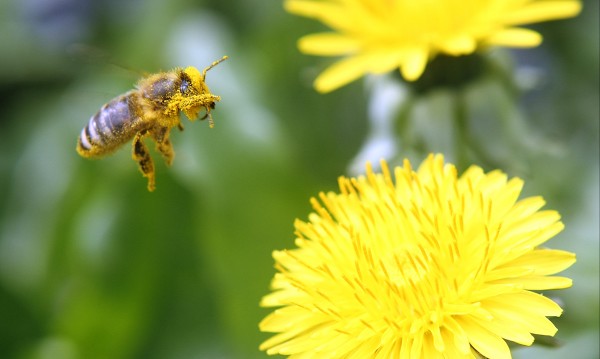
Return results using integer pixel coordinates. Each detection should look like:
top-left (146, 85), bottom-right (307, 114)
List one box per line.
top-left (180, 78), bottom-right (191, 94)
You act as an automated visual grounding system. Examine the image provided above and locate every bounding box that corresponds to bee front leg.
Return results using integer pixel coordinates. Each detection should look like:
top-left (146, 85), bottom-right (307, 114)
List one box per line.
top-left (151, 126), bottom-right (175, 166)
top-left (132, 132), bottom-right (156, 192)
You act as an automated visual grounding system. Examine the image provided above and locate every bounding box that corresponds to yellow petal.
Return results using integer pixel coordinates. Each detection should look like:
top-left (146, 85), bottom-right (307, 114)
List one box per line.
top-left (469, 314), bottom-right (535, 346)
top-left (298, 33), bottom-right (360, 56)
top-left (491, 275), bottom-right (573, 290)
top-left (503, 1), bottom-right (583, 25)
top-left (315, 49), bottom-right (412, 93)
top-left (501, 211), bottom-right (563, 250)
top-left (284, 0), bottom-right (334, 17)
top-left (366, 50), bottom-right (405, 74)
top-left (486, 28), bottom-right (543, 48)
top-left (457, 316), bottom-right (511, 359)
top-left (524, 220), bottom-right (565, 249)
top-left (400, 47), bottom-right (428, 81)
top-left (508, 196), bottom-right (547, 221)
top-left (486, 290), bottom-right (563, 319)
top-left (313, 54), bottom-right (375, 93)
top-left (483, 292), bottom-right (562, 335)
top-left (441, 35), bottom-right (477, 55)
top-left (285, 0), bottom-right (349, 30)
top-left (473, 281), bottom-right (524, 297)
top-left (500, 249), bottom-right (576, 276)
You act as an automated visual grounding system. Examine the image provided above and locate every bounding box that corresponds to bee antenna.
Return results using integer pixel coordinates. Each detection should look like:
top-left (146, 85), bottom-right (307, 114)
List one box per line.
top-left (201, 55), bottom-right (228, 81)
top-left (207, 112), bottom-right (215, 129)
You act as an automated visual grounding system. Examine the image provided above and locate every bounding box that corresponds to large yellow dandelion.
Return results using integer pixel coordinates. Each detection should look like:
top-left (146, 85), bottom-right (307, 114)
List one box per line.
top-left (259, 154), bottom-right (575, 359)
top-left (286, 0), bottom-right (582, 92)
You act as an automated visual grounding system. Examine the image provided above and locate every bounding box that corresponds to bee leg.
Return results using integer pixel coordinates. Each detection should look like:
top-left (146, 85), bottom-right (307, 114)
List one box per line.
top-left (151, 126), bottom-right (175, 166)
top-left (132, 132), bottom-right (156, 192)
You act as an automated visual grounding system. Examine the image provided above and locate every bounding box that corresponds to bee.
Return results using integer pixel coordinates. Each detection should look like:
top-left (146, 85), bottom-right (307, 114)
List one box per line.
top-left (77, 56), bottom-right (228, 191)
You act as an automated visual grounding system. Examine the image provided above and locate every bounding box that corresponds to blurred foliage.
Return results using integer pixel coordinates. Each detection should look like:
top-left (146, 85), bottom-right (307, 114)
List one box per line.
top-left (0, 0), bottom-right (597, 358)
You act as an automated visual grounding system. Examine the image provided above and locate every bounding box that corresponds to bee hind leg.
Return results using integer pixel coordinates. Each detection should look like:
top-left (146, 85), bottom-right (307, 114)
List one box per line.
top-left (151, 126), bottom-right (175, 166)
top-left (132, 132), bottom-right (156, 192)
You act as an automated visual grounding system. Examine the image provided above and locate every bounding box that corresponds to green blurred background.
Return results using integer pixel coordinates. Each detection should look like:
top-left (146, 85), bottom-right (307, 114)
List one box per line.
top-left (0, 0), bottom-right (597, 358)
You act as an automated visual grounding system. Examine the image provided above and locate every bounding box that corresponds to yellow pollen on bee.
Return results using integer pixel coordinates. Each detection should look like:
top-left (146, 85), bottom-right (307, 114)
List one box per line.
top-left (183, 66), bottom-right (203, 91)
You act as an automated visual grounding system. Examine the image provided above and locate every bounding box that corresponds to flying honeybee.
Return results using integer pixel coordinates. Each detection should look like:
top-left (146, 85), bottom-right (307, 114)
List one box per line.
top-left (77, 56), bottom-right (228, 191)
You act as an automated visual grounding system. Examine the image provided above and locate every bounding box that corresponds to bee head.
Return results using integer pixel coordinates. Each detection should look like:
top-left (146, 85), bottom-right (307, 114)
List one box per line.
top-left (182, 66), bottom-right (205, 95)
top-left (177, 57), bottom-right (227, 128)
top-left (182, 56), bottom-right (227, 96)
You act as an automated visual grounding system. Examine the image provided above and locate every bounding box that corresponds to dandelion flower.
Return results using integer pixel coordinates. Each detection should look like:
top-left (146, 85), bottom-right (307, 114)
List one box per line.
top-left (285, 0), bottom-right (582, 92)
top-left (259, 154), bottom-right (575, 359)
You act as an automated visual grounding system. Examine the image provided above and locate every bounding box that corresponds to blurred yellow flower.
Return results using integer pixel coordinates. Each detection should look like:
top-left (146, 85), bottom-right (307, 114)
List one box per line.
top-left (286, 0), bottom-right (582, 92)
top-left (259, 154), bottom-right (575, 358)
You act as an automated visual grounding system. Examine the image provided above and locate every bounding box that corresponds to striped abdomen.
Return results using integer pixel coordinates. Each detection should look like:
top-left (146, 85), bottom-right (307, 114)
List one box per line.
top-left (77, 92), bottom-right (146, 157)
